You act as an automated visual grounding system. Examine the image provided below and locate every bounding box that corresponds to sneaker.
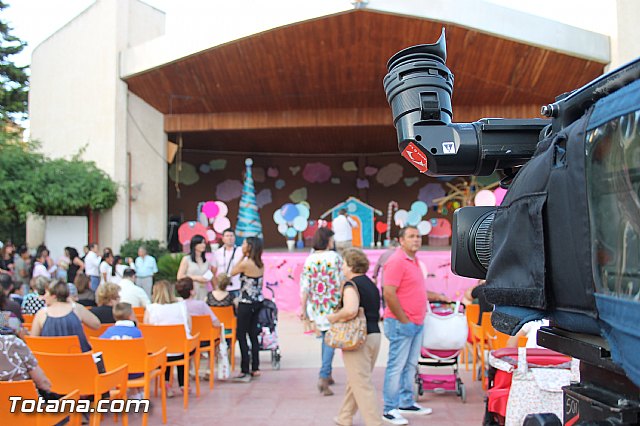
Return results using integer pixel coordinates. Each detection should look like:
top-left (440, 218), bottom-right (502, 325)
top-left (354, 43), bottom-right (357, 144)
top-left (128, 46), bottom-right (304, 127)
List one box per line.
top-left (398, 403), bottom-right (433, 416)
top-left (382, 409), bottom-right (408, 425)
top-left (232, 373), bottom-right (251, 383)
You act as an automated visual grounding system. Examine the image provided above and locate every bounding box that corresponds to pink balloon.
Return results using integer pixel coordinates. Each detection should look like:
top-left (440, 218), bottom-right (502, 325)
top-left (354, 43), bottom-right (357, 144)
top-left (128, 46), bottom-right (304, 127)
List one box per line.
top-left (494, 187), bottom-right (508, 206)
top-left (213, 216), bottom-right (231, 233)
top-left (202, 201), bottom-right (219, 219)
top-left (206, 229), bottom-right (217, 242)
top-left (215, 201), bottom-right (228, 218)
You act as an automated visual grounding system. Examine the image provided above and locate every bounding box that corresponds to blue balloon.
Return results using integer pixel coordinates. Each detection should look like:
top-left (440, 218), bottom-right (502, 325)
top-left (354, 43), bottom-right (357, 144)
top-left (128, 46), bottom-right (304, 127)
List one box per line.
top-left (273, 209), bottom-right (286, 225)
top-left (407, 210), bottom-right (421, 226)
top-left (285, 227), bottom-right (297, 238)
top-left (296, 204), bottom-right (310, 220)
top-left (411, 201), bottom-right (428, 217)
top-left (296, 240), bottom-right (304, 249)
top-left (430, 218), bottom-right (438, 226)
top-left (292, 216), bottom-right (308, 232)
top-left (281, 203), bottom-right (299, 222)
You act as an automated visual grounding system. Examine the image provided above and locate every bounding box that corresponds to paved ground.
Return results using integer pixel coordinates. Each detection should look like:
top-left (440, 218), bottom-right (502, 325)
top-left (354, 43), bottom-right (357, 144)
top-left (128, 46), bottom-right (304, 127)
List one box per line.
top-left (102, 312), bottom-right (486, 425)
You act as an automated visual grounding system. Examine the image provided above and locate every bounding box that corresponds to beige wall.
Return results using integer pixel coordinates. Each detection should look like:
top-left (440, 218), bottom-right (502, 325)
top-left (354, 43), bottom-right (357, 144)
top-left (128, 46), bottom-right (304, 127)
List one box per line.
top-left (610, 0), bottom-right (640, 69)
top-left (28, 0), bottom-right (166, 250)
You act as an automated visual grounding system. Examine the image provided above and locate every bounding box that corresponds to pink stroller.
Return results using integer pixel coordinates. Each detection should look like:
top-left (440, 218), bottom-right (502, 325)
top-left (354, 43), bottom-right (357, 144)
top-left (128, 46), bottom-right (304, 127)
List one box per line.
top-left (415, 302), bottom-right (468, 402)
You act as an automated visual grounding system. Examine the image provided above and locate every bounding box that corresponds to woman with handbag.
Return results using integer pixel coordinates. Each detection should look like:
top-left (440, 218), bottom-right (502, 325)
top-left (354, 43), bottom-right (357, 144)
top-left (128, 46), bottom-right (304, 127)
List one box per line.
top-left (327, 248), bottom-right (383, 426)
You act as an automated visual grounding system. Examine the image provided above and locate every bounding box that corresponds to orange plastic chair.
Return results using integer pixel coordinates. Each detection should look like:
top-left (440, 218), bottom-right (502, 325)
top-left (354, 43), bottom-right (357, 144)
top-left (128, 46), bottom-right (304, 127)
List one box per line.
top-left (132, 307), bottom-right (145, 324)
top-left (470, 322), bottom-right (489, 389)
top-left (0, 380), bottom-right (80, 426)
top-left (24, 335), bottom-right (82, 354)
top-left (210, 306), bottom-right (236, 371)
top-left (191, 315), bottom-right (221, 389)
top-left (138, 324), bottom-right (200, 409)
top-left (82, 324), bottom-right (113, 339)
top-left (33, 351), bottom-right (129, 426)
top-left (90, 337), bottom-right (167, 426)
top-left (461, 304), bottom-right (481, 370)
top-left (22, 314), bottom-right (35, 323)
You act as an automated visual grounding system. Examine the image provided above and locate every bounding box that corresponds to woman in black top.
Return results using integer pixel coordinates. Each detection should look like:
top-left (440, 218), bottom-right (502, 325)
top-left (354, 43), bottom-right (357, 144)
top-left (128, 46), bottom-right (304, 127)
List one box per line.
top-left (328, 248), bottom-right (383, 426)
top-left (64, 247), bottom-right (84, 284)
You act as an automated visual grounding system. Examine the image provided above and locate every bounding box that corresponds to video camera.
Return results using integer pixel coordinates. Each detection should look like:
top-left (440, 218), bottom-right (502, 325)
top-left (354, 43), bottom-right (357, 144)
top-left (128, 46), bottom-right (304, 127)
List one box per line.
top-left (384, 30), bottom-right (640, 425)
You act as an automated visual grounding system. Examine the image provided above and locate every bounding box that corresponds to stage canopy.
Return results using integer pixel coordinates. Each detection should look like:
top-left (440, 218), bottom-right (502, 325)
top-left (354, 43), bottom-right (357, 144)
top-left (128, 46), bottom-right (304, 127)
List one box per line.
top-left (123, 8), bottom-right (607, 155)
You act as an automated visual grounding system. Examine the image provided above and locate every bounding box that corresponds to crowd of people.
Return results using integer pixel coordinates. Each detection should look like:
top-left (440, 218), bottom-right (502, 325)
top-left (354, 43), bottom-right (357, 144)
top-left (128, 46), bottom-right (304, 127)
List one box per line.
top-left (0, 223), bottom-right (463, 426)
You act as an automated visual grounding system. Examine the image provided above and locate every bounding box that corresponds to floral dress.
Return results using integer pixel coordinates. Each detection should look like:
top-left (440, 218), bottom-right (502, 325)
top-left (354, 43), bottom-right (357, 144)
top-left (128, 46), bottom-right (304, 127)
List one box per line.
top-left (300, 250), bottom-right (343, 331)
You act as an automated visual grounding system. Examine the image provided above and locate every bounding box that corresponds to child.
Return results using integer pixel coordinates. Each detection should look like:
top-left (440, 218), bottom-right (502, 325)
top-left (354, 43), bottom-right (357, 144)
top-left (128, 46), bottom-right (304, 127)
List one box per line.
top-left (99, 302), bottom-right (143, 399)
top-left (100, 302), bottom-right (141, 339)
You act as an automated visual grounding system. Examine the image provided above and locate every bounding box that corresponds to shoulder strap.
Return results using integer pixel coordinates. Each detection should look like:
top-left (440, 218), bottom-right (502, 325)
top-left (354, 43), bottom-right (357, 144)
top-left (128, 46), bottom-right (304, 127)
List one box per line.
top-left (225, 247), bottom-right (238, 274)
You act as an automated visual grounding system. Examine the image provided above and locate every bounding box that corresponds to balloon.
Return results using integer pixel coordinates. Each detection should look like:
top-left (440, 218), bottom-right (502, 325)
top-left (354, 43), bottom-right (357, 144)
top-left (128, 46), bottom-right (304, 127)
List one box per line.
top-left (417, 220), bottom-right (432, 236)
top-left (178, 221), bottom-right (208, 245)
top-left (198, 212), bottom-right (208, 226)
top-left (215, 201), bottom-right (228, 218)
top-left (281, 203), bottom-right (299, 222)
top-left (394, 209), bottom-right (408, 226)
top-left (296, 239), bottom-right (304, 249)
top-left (431, 218), bottom-right (452, 237)
top-left (430, 218), bottom-right (438, 226)
top-left (296, 203), bottom-right (310, 220)
top-left (202, 201), bottom-right (219, 219)
top-left (494, 187), bottom-right (508, 206)
top-left (411, 201), bottom-right (428, 216)
top-left (347, 203), bottom-right (357, 213)
top-left (452, 201), bottom-right (461, 209)
top-left (406, 210), bottom-right (421, 226)
top-left (206, 229), bottom-right (217, 242)
top-left (292, 216), bottom-right (308, 232)
top-left (277, 223), bottom-right (288, 235)
top-left (376, 222), bottom-right (388, 234)
top-left (273, 209), bottom-right (286, 225)
top-left (213, 216), bottom-right (231, 233)
top-left (474, 189), bottom-right (497, 206)
top-left (285, 227), bottom-right (297, 238)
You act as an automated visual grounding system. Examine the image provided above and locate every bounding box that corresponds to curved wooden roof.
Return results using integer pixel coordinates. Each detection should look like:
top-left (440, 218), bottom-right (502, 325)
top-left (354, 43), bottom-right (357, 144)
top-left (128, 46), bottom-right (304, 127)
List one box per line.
top-left (124, 9), bottom-right (605, 153)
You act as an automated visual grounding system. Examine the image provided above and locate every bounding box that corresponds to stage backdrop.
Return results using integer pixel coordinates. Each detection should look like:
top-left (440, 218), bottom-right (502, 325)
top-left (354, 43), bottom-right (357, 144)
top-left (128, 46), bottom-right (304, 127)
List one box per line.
top-left (208, 249), bottom-right (478, 314)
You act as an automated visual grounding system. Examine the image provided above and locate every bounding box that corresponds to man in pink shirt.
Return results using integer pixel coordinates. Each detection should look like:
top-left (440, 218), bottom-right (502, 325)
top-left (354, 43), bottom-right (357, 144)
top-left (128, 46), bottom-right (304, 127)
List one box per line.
top-left (381, 226), bottom-right (448, 425)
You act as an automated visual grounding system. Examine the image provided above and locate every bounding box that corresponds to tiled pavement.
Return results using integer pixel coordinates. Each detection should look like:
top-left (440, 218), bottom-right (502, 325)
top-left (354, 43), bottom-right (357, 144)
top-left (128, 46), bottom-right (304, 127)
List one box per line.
top-left (101, 312), bottom-right (485, 425)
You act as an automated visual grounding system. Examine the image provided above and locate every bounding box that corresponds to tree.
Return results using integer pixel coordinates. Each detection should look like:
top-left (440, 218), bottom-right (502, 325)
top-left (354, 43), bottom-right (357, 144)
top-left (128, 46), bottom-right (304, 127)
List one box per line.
top-left (0, 133), bottom-right (118, 243)
top-left (0, 1), bottom-right (28, 123)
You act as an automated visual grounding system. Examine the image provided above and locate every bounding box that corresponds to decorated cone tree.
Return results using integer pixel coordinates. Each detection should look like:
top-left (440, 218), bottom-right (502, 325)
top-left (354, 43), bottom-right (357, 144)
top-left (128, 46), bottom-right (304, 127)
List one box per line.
top-left (236, 158), bottom-right (263, 244)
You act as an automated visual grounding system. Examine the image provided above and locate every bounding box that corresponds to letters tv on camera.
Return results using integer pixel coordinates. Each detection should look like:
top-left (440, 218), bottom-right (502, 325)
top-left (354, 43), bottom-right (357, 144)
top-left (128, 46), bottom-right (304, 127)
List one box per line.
top-left (384, 30), bottom-right (640, 425)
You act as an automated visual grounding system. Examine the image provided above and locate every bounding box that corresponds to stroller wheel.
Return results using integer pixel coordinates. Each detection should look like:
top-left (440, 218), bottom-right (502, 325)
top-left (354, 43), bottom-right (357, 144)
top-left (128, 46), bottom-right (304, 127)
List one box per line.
top-left (459, 382), bottom-right (466, 403)
top-left (271, 349), bottom-right (281, 370)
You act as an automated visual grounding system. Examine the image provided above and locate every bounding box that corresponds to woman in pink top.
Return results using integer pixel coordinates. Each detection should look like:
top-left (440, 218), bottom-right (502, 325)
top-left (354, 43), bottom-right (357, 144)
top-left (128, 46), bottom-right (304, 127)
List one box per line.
top-left (175, 277), bottom-right (220, 327)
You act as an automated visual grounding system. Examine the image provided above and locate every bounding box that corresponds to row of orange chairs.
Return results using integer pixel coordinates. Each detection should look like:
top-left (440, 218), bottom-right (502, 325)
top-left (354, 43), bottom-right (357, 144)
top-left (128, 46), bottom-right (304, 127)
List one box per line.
top-left (461, 305), bottom-right (527, 390)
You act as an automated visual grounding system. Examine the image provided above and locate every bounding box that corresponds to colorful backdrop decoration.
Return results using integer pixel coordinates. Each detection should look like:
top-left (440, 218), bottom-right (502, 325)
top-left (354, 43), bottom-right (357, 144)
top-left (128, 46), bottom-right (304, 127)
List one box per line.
top-left (432, 176), bottom-right (500, 213)
top-left (169, 162), bottom-right (200, 185)
top-left (364, 165), bottom-right (378, 176)
top-left (275, 179), bottom-right (286, 189)
top-left (235, 158), bottom-right (263, 243)
top-left (342, 161), bottom-right (358, 172)
top-left (209, 159), bottom-right (227, 171)
top-left (215, 179), bottom-right (243, 201)
top-left (289, 166), bottom-right (301, 176)
top-left (494, 186), bottom-right (508, 205)
top-left (256, 188), bottom-right (273, 208)
top-left (376, 163), bottom-right (403, 187)
top-left (302, 162), bottom-right (331, 183)
top-left (267, 167), bottom-right (279, 178)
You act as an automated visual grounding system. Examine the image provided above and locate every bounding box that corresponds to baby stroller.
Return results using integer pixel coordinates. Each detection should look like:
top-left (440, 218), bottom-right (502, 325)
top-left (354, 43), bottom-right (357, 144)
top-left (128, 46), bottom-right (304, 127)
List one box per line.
top-left (257, 282), bottom-right (282, 370)
top-left (484, 347), bottom-right (572, 425)
top-left (415, 302), bottom-right (468, 402)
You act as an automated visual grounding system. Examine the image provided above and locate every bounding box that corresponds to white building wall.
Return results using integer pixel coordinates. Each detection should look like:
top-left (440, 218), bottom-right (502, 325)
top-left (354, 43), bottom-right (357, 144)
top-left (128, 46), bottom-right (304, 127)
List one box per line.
top-left (29, 0), bottom-right (166, 251)
top-left (610, 0), bottom-right (640, 69)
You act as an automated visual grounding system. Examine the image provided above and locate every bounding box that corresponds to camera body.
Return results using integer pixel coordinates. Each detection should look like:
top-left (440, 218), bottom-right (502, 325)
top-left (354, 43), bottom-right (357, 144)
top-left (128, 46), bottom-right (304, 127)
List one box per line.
top-left (384, 30), bottom-right (640, 424)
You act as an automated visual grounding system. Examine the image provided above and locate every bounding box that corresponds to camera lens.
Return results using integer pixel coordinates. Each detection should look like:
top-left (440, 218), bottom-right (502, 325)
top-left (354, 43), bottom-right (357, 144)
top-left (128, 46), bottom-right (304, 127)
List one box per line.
top-left (452, 206), bottom-right (497, 279)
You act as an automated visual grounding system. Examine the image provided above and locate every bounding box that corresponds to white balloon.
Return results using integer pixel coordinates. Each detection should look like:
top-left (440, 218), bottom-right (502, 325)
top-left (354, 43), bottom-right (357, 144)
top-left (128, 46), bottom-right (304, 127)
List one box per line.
top-left (417, 220), bottom-right (432, 236)
top-left (213, 216), bottom-right (231, 233)
top-left (474, 190), bottom-right (497, 206)
top-left (215, 201), bottom-right (228, 218)
top-left (394, 209), bottom-right (408, 226)
top-left (277, 223), bottom-right (288, 235)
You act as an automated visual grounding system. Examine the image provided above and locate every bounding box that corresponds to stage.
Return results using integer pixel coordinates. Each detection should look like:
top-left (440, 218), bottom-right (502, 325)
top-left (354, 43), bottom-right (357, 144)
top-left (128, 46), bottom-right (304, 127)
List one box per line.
top-left (249, 248), bottom-right (478, 313)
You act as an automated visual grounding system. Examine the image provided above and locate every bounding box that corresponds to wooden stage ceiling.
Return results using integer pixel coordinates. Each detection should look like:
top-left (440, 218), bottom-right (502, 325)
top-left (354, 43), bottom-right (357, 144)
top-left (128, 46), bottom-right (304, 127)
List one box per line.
top-left (124, 9), bottom-right (606, 154)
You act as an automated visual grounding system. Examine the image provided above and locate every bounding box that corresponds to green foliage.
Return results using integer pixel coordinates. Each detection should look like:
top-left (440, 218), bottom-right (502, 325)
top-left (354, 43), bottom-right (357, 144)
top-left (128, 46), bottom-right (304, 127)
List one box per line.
top-left (0, 1), bottom-right (29, 122)
top-left (119, 239), bottom-right (168, 260)
top-left (0, 133), bottom-right (118, 242)
top-left (156, 253), bottom-right (186, 281)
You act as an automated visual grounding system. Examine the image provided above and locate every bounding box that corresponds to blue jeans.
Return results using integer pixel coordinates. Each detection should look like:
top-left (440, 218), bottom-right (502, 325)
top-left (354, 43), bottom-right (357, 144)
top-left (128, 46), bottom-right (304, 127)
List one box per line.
top-left (383, 318), bottom-right (424, 413)
top-left (89, 275), bottom-right (100, 291)
top-left (319, 330), bottom-right (335, 379)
